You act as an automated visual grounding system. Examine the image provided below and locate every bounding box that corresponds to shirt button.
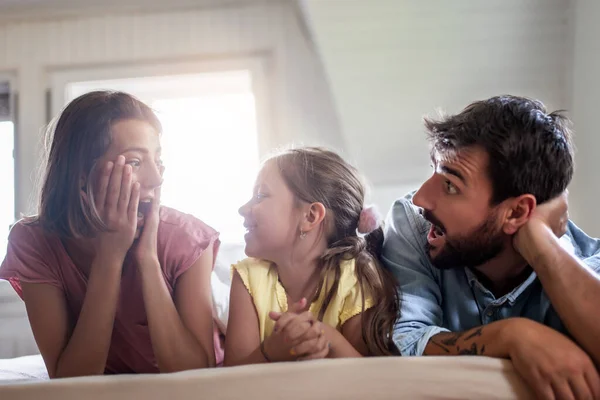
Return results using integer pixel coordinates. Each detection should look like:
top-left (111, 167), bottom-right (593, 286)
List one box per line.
top-left (486, 310), bottom-right (493, 317)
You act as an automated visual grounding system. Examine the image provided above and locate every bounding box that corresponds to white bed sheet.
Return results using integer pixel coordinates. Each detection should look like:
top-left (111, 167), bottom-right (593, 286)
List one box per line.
top-left (0, 356), bottom-right (534, 399)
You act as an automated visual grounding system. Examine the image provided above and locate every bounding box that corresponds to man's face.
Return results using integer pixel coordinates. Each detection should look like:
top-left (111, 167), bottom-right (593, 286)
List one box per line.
top-left (413, 146), bottom-right (507, 269)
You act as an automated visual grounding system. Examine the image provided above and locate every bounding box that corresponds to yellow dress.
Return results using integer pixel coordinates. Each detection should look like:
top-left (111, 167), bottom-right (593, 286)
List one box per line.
top-left (232, 257), bottom-right (374, 341)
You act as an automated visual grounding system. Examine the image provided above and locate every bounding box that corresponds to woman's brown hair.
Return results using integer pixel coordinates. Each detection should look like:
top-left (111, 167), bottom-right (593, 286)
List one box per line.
top-left (272, 147), bottom-right (399, 356)
top-left (31, 90), bottom-right (161, 238)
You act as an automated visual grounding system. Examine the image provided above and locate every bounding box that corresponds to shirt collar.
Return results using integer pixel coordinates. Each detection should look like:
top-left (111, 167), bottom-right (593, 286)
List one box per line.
top-left (464, 267), bottom-right (538, 305)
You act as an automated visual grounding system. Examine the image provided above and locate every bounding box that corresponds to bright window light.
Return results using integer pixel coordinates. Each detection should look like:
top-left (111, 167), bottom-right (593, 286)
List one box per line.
top-left (0, 121), bottom-right (14, 260)
top-left (66, 70), bottom-right (259, 244)
top-left (152, 92), bottom-right (259, 244)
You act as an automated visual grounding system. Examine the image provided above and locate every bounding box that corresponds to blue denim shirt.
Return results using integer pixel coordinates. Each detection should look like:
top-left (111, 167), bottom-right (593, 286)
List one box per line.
top-left (382, 192), bottom-right (600, 356)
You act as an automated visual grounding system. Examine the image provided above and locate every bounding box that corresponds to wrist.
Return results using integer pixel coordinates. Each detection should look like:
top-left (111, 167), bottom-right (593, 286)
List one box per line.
top-left (499, 318), bottom-right (532, 359)
top-left (515, 221), bottom-right (557, 266)
top-left (262, 334), bottom-right (281, 362)
top-left (321, 324), bottom-right (339, 354)
top-left (137, 255), bottom-right (160, 269)
top-left (260, 340), bottom-right (272, 363)
top-left (137, 258), bottom-right (162, 284)
top-left (93, 252), bottom-right (125, 270)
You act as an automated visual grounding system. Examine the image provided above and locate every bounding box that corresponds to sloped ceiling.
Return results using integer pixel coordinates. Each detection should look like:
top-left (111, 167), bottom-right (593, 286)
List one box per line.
top-left (300, 0), bottom-right (571, 188)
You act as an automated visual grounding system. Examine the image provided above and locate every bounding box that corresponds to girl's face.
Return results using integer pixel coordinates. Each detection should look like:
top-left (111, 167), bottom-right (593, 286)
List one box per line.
top-left (238, 160), bottom-right (303, 261)
top-left (94, 118), bottom-right (163, 236)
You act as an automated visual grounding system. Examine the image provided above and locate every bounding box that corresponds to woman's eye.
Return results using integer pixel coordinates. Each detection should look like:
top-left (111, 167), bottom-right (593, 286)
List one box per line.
top-left (126, 159), bottom-right (140, 167)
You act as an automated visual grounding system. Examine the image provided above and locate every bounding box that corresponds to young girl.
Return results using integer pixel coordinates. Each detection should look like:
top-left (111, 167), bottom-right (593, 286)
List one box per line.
top-left (0, 91), bottom-right (222, 377)
top-left (224, 147), bottom-right (399, 365)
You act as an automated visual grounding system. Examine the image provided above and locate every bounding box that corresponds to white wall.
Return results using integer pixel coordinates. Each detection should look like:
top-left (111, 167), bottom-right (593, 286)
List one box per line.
top-left (1, 0), bottom-right (597, 230)
top-left (302, 0), bottom-right (574, 214)
top-left (569, 0), bottom-right (600, 236)
top-left (0, 1), bottom-right (343, 217)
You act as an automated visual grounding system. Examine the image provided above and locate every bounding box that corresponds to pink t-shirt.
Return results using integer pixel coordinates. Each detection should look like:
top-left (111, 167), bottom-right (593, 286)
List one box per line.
top-left (0, 206), bottom-right (224, 373)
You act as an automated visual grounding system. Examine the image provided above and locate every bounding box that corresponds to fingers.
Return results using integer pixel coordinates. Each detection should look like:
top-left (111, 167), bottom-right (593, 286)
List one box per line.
top-left (268, 311), bottom-right (282, 321)
top-left (272, 312), bottom-right (297, 334)
top-left (568, 375), bottom-right (592, 400)
top-left (287, 317), bottom-right (322, 346)
top-left (558, 192), bottom-right (569, 237)
top-left (95, 161), bottom-right (113, 215)
top-left (271, 299), bottom-right (308, 333)
top-left (140, 187), bottom-right (162, 240)
top-left (105, 156), bottom-right (126, 219)
top-left (522, 367), bottom-right (555, 400)
top-left (293, 332), bottom-right (329, 360)
top-left (153, 186), bottom-right (162, 212)
top-left (550, 190), bottom-right (568, 206)
top-left (297, 344), bottom-right (329, 361)
top-left (146, 186), bottom-right (161, 226)
top-left (128, 182), bottom-right (141, 224)
top-left (288, 298), bottom-right (307, 313)
top-left (584, 370), bottom-right (600, 400)
top-left (533, 383), bottom-right (555, 400)
top-left (275, 312), bottom-right (315, 339)
top-left (551, 380), bottom-right (574, 400)
top-left (118, 164), bottom-right (133, 215)
top-left (294, 321), bottom-right (324, 347)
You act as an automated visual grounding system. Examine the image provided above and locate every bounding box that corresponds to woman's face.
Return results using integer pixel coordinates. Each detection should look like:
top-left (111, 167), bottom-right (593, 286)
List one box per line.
top-left (95, 118), bottom-right (163, 236)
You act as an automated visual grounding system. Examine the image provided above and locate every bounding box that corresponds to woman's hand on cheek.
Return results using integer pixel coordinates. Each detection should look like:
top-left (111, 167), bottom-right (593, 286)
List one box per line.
top-left (134, 186), bottom-right (161, 267)
top-left (92, 156), bottom-right (141, 264)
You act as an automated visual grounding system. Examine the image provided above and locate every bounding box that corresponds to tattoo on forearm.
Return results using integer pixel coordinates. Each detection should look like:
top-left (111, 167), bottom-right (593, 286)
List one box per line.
top-left (464, 328), bottom-right (483, 341)
top-left (428, 327), bottom-right (486, 355)
top-left (430, 339), bottom-right (450, 353)
top-left (440, 330), bottom-right (467, 346)
top-left (457, 343), bottom-right (479, 355)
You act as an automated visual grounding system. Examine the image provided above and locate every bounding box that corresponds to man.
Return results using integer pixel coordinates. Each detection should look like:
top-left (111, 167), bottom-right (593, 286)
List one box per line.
top-left (383, 95), bottom-right (600, 399)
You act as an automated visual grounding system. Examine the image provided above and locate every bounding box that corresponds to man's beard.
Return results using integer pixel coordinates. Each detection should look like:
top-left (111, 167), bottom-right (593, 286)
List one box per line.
top-left (426, 211), bottom-right (505, 269)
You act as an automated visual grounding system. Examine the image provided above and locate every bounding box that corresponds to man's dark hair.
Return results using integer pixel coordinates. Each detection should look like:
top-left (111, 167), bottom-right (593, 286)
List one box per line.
top-left (424, 95), bottom-right (574, 204)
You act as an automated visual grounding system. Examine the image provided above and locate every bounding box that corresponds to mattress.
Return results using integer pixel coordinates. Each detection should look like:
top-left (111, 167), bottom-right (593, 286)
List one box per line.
top-left (0, 355), bottom-right (533, 399)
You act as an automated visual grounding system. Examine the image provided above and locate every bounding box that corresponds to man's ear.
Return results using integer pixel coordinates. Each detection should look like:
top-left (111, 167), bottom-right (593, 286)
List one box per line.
top-left (300, 202), bottom-right (327, 234)
top-left (501, 194), bottom-right (536, 235)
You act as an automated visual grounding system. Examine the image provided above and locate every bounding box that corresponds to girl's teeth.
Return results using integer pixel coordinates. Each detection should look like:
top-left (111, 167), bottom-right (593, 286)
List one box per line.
top-left (138, 212), bottom-right (143, 219)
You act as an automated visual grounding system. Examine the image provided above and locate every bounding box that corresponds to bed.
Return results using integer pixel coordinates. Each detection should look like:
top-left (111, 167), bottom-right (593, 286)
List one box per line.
top-left (0, 355), bottom-right (532, 399)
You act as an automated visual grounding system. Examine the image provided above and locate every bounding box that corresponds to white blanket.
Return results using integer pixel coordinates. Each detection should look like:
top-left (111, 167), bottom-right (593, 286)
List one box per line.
top-left (0, 356), bottom-right (533, 399)
top-left (0, 354), bottom-right (48, 383)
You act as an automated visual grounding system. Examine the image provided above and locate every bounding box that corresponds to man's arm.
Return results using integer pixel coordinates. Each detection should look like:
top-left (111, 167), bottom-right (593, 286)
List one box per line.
top-left (425, 321), bottom-right (511, 357)
top-left (427, 318), bottom-right (600, 399)
top-left (516, 218), bottom-right (600, 366)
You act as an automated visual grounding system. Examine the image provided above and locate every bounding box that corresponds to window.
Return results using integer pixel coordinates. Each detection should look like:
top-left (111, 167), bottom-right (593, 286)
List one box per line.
top-left (0, 84), bottom-right (14, 259)
top-left (64, 70), bottom-right (260, 244)
top-left (152, 93), bottom-right (258, 243)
